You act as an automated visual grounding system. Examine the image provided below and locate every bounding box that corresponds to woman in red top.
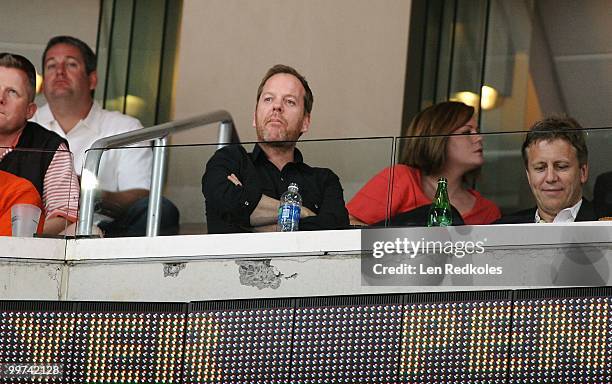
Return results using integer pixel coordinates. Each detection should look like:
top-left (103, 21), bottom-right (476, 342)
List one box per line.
top-left (347, 101), bottom-right (501, 225)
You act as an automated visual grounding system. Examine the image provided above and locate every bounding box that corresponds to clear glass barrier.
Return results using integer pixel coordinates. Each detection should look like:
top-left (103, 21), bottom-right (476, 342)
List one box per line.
top-left (81, 142), bottom-right (167, 237)
top-left (164, 143), bottom-right (219, 235)
top-left (296, 137), bottom-right (395, 207)
top-left (0, 147), bottom-right (78, 238)
top-left (481, 127), bottom-right (612, 217)
top-left (86, 137), bottom-right (395, 236)
top-left (81, 127), bottom-right (612, 236)
top-left (387, 127), bottom-right (612, 226)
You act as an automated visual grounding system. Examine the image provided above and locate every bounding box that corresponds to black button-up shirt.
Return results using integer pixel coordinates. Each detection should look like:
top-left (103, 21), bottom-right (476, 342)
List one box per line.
top-left (202, 144), bottom-right (349, 233)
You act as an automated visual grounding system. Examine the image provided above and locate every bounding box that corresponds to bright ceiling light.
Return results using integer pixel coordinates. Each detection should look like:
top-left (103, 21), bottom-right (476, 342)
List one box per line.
top-left (451, 85), bottom-right (500, 110)
top-left (36, 72), bottom-right (43, 94)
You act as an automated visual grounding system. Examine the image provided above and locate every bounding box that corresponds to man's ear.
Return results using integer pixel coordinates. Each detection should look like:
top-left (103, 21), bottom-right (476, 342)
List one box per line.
top-left (300, 113), bottom-right (311, 134)
top-left (26, 102), bottom-right (37, 120)
top-left (580, 163), bottom-right (589, 185)
top-left (88, 70), bottom-right (98, 91)
top-left (252, 109), bottom-right (257, 129)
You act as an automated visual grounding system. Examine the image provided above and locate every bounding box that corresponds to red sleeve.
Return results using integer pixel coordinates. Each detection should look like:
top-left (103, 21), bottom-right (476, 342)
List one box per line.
top-left (347, 165), bottom-right (431, 225)
top-left (477, 200), bottom-right (502, 224)
top-left (462, 191), bottom-right (502, 225)
top-left (346, 166), bottom-right (394, 224)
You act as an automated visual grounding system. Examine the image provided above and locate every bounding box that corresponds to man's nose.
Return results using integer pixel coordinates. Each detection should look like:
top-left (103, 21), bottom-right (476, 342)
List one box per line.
top-left (56, 62), bottom-right (66, 75)
top-left (545, 167), bottom-right (559, 182)
top-left (272, 100), bottom-right (282, 112)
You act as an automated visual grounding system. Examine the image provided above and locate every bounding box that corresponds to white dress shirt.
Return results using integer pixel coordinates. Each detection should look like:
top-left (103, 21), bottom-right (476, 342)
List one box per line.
top-left (535, 199), bottom-right (583, 223)
top-left (32, 102), bottom-right (152, 192)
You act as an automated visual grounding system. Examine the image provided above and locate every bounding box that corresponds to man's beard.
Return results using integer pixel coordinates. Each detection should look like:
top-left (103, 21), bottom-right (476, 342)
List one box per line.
top-left (256, 121), bottom-right (301, 147)
top-left (261, 134), bottom-right (297, 148)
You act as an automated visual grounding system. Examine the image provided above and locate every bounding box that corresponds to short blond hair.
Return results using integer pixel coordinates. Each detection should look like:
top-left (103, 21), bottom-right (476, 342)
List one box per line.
top-left (0, 53), bottom-right (36, 102)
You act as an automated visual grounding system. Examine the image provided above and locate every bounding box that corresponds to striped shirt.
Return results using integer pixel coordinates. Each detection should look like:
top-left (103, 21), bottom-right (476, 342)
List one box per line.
top-left (0, 143), bottom-right (79, 222)
top-left (44, 143), bottom-right (80, 221)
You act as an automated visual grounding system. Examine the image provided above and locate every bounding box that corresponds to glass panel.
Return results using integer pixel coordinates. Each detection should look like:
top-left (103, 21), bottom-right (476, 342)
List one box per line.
top-left (197, 137), bottom-right (395, 234)
top-left (1, 148), bottom-right (79, 238)
top-left (80, 127), bottom-right (612, 236)
top-left (156, 0), bottom-right (183, 124)
top-left (296, 137), bottom-right (396, 205)
top-left (126, 0), bottom-right (166, 126)
top-left (416, 0), bottom-right (609, 142)
top-left (103, 0), bottom-right (134, 113)
top-left (475, 130), bottom-right (531, 212)
top-left (94, 0), bottom-right (115, 104)
top-left (480, 127), bottom-right (612, 217)
top-left (166, 143), bottom-right (218, 235)
top-left (420, 0), bottom-right (445, 109)
top-left (85, 137), bottom-right (395, 236)
top-left (392, 126), bottom-right (612, 226)
top-left (96, 0), bottom-right (180, 126)
top-left (480, 0), bottom-right (533, 133)
top-left (277, 138), bottom-right (396, 229)
top-left (81, 143), bottom-right (155, 237)
top-left (435, 0), bottom-right (457, 103)
top-left (448, 0), bottom-right (488, 116)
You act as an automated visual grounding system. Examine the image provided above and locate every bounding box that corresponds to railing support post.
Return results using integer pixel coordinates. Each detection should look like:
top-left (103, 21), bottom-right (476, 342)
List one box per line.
top-left (76, 149), bottom-right (104, 237)
top-left (75, 110), bottom-right (236, 237)
top-left (146, 137), bottom-right (168, 236)
top-left (217, 120), bottom-right (235, 149)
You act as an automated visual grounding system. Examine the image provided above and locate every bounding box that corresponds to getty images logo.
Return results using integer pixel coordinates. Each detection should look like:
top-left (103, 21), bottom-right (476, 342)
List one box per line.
top-left (372, 237), bottom-right (487, 259)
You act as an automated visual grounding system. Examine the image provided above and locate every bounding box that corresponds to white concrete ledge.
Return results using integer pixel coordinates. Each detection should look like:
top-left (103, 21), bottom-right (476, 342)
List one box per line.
top-left (1, 223), bottom-right (611, 301)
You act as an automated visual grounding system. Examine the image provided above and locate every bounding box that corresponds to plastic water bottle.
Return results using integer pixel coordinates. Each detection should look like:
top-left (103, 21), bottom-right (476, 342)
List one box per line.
top-left (427, 177), bottom-right (452, 227)
top-left (278, 183), bottom-right (301, 232)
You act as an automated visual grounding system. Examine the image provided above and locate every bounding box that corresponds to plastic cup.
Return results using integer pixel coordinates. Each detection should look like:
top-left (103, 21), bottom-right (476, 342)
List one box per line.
top-left (11, 204), bottom-right (41, 237)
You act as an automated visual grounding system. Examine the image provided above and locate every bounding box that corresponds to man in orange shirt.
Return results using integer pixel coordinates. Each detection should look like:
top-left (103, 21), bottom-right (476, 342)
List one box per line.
top-left (0, 170), bottom-right (44, 236)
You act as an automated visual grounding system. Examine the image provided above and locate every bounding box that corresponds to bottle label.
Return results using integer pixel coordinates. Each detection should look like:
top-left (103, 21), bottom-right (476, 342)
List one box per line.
top-left (278, 204), bottom-right (301, 231)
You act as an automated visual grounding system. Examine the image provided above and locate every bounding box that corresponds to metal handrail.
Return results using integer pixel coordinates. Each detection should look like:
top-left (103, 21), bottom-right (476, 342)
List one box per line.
top-left (76, 110), bottom-right (237, 237)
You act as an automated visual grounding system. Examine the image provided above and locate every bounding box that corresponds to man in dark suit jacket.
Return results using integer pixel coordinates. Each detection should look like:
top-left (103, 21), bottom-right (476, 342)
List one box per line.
top-left (496, 199), bottom-right (597, 223)
top-left (593, 171), bottom-right (612, 218)
top-left (497, 117), bottom-right (598, 224)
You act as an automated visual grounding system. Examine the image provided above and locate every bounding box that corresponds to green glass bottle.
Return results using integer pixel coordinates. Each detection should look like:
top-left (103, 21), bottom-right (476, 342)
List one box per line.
top-left (427, 177), bottom-right (452, 227)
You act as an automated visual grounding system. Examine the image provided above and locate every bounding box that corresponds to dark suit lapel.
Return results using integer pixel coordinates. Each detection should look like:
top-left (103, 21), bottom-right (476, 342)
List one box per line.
top-left (576, 199), bottom-right (597, 222)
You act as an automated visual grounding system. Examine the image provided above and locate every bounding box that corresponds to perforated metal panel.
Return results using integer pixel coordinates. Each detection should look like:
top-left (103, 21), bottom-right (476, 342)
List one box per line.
top-left (0, 288), bottom-right (610, 383)
top-left (183, 300), bottom-right (294, 383)
top-left (509, 294), bottom-right (612, 383)
top-left (291, 296), bottom-right (404, 383)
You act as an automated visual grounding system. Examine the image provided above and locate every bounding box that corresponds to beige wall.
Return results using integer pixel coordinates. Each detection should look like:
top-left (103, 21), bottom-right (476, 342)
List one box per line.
top-left (169, 0), bottom-right (412, 225)
top-left (0, 0), bottom-right (99, 105)
top-left (172, 0), bottom-right (412, 142)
